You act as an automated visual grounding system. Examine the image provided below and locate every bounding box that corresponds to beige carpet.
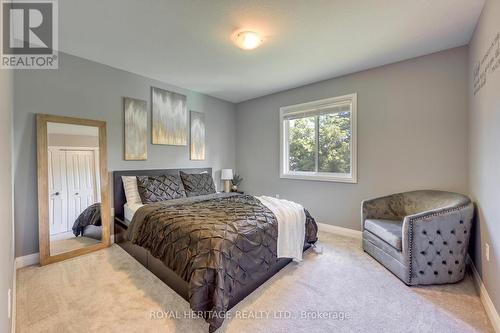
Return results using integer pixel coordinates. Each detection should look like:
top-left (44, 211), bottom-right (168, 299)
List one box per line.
top-left (50, 236), bottom-right (101, 255)
top-left (16, 232), bottom-right (494, 333)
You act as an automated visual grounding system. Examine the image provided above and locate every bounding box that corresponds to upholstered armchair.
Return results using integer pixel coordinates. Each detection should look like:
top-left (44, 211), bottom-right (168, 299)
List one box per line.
top-left (361, 190), bottom-right (474, 285)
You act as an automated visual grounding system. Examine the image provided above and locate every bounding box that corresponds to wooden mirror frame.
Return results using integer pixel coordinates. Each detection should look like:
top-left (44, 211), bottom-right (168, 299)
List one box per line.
top-left (37, 114), bottom-right (111, 265)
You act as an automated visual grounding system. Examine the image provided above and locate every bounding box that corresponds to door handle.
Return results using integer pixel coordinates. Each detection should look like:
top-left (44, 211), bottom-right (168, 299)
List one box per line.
top-left (75, 193), bottom-right (79, 195)
top-left (54, 192), bottom-right (60, 196)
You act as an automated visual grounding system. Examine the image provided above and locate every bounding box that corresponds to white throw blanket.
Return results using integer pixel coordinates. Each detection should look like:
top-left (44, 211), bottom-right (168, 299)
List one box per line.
top-left (256, 196), bottom-right (306, 261)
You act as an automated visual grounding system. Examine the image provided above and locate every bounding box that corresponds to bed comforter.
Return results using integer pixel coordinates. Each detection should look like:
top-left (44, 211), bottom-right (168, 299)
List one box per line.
top-left (72, 203), bottom-right (101, 237)
top-left (127, 193), bottom-right (318, 331)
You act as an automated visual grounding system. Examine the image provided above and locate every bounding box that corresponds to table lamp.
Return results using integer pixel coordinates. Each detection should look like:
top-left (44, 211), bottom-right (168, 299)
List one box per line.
top-left (221, 169), bottom-right (233, 193)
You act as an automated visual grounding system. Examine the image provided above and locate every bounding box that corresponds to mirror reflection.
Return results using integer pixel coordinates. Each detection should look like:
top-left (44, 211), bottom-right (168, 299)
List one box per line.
top-left (47, 122), bottom-right (103, 255)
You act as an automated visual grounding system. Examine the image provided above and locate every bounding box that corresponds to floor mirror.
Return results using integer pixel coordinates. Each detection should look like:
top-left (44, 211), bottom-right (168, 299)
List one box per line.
top-left (37, 114), bottom-right (111, 265)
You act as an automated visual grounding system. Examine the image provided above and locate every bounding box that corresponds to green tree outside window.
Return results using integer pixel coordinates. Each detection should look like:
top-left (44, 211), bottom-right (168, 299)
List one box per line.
top-left (288, 111), bottom-right (351, 174)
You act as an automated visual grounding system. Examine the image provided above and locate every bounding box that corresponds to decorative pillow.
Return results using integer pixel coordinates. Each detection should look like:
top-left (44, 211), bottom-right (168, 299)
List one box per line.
top-left (136, 175), bottom-right (186, 203)
top-left (179, 171), bottom-right (216, 197)
top-left (121, 176), bottom-right (142, 204)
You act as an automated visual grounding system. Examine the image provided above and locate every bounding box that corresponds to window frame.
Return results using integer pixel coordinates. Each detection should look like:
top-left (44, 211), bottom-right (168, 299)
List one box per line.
top-left (279, 93), bottom-right (358, 183)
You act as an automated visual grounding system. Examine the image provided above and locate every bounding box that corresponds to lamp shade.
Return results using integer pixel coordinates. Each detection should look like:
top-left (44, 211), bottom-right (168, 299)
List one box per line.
top-left (221, 169), bottom-right (233, 180)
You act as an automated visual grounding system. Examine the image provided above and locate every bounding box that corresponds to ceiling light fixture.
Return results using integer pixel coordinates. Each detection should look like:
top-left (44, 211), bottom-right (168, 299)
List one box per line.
top-left (233, 31), bottom-right (263, 50)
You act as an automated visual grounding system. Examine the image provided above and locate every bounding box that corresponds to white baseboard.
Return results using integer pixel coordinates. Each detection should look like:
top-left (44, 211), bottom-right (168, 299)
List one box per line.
top-left (15, 253), bottom-right (39, 269)
top-left (11, 259), bottom-right (16, 333)
top-left (467, 256), bottom-right (500, 332)
top-left (317, 222), bottom-right (362, 239)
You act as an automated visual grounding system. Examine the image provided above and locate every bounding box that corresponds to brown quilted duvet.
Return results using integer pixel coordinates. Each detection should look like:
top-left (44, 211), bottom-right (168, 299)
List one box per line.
top-left (127, 193), bottom-right (318, 331)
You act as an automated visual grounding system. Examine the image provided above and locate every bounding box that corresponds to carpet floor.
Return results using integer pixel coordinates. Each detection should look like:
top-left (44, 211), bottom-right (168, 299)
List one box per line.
top-left (16, 231), bottom-right (494, 333)
top-left (50, 236), bottom-right (101, 255)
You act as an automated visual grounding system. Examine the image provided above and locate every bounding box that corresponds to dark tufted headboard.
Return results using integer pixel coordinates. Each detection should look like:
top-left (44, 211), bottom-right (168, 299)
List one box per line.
top-left (113, 167), bottom-right (212, 219)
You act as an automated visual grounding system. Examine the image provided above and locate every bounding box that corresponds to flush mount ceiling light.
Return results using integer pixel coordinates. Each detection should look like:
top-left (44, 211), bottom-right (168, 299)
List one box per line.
top-left (233, 31), bottom-right (263, 50)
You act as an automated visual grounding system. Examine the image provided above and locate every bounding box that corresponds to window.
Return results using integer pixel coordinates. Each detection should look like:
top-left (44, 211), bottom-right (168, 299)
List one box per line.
top-left (280, 93), bottom-right (357, 183)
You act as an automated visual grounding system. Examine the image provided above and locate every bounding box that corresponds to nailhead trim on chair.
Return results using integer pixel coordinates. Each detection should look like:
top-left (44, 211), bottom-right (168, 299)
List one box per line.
top-left (407, 204), bottom-right (470, 284)
top-left (408, 221), bottom-right (414, 284)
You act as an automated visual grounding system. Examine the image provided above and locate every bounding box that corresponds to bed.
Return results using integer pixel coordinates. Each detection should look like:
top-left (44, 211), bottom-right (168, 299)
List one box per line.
top-left (113, 168), bottom-right (318, 332)
top-left (72, 203), bottom-right (102, 240)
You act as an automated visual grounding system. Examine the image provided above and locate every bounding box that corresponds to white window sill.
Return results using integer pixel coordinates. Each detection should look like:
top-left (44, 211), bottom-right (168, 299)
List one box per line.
top-left (280, 172), bottom-right (357, 184)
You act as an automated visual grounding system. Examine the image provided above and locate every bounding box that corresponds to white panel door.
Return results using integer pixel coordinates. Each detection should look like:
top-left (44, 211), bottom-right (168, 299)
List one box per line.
top-left (48, 149), bottom-right (68, 235)
top-left (65, 151), bottom-right (97, 231)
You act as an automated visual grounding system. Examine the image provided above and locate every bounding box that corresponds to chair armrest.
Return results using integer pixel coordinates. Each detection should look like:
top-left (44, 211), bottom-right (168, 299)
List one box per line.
top-left (401, 203), bottom-right (474, 253)
top-left (401, 202), bottom-right (474, 284)
top-left (361, 194), bottom-right (404, 230)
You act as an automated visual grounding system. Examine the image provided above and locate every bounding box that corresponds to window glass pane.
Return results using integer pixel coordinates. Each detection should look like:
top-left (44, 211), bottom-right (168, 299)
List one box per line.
top-left (318, 111), bottom-right (351, 174)
top-left (288, 116), bottom-right (316, 172)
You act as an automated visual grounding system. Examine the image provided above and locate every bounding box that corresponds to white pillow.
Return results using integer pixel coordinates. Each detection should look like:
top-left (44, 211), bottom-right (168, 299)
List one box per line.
top-left (121, 176), bottom-right (142, 204)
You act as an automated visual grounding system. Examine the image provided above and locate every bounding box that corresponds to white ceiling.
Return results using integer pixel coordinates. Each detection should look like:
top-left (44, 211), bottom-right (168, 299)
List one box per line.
top-left (60, 0), bottom-right (484, 103)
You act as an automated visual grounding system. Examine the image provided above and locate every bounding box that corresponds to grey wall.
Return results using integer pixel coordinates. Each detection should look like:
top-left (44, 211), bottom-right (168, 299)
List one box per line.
top-left (235, 47), bottom-right (469, 230)
top-left (468, 0), bottom-right (500, 312)
top-left (13, 52), bottom-right (236, 257)
top-left (0, 68), bottom-right (14, 332)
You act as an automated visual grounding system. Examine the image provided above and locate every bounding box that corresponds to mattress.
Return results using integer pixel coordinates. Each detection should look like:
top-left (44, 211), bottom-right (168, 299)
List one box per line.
top-left (124, 203), bottom-right (144, 222)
